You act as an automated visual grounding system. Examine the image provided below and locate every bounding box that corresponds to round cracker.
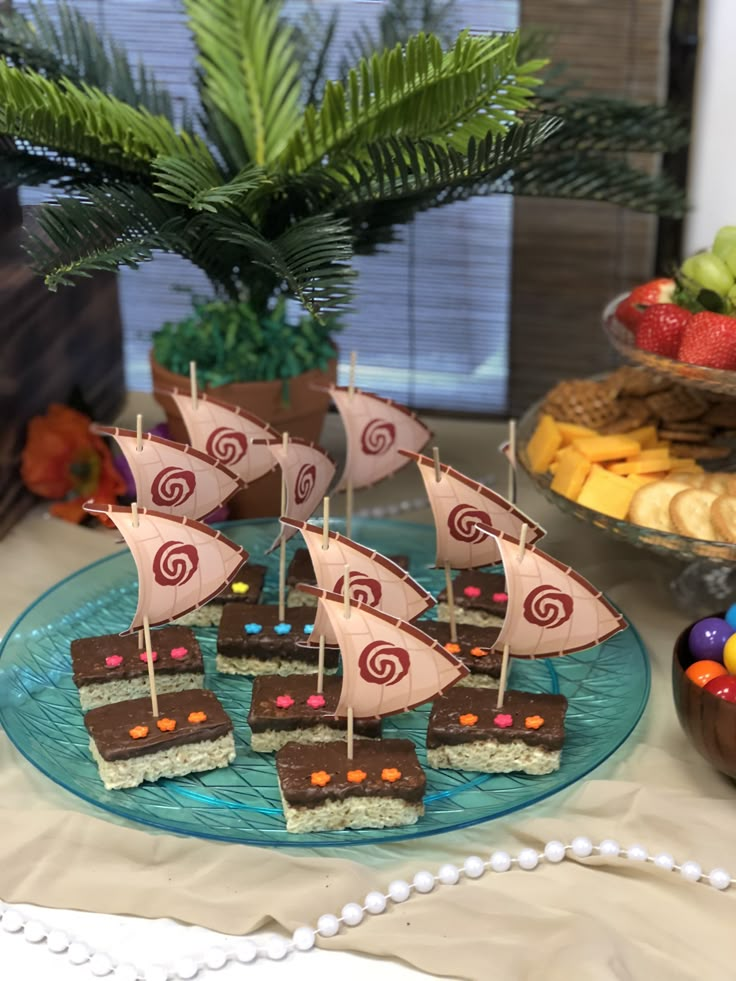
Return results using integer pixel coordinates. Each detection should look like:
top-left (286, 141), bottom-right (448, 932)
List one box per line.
top-left (669, 473), bottom-right (709, 488)
top-left (711, 495), bottom-right (736, 543)
top-left (628, 480), bottom-right (685, 533)
top-left (669, 488), bottom-right (718, 541)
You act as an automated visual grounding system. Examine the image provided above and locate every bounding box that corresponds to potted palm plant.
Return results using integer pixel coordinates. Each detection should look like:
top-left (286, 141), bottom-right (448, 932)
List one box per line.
top-left (0, 0), bottom-right (686, 514)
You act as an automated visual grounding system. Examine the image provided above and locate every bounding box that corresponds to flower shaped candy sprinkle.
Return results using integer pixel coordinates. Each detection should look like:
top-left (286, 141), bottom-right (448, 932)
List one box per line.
top-left (459, 713), bottom-right (478, 727)
top-left (157, 717), bottom-right (177, 732)
top-left (274, 622), bottom-right (292, 635)
top-left (494, 713), bottom-right (513, 728)
top-left (188, 711), bottom-right (208, 724)
top-left (444, 642), bottom-right (461, 654)
top-left (525, 715), bottom-right (545, 730)
top-left (244, 623), bottom-right (262, 635)
top-left (306, 694), bottom-right (325, 709)
top-left (469, 646), bottom-right (488, 658)
top-left (139, 650), bottom-right (158, 663)
top-left (231, 581), bottom-right (250, 595)
top-left (347, 769), bottom-right (367, 784)
top-left (311, 771), bottom-right (331, 787)
top-left (105, 654), bottom-right (123, 668)
top-left (170, 647), bottom-right (188, 660)
top-left (303, 623), bottom-right (314, 635)
top-left (275, 695), bottom-right (295, 709)
top-left (129, 725), bottom-right (149, 740)
top-left (381, 768), bottom-right (402, 783)
top-left (493, 592), bottom-right (509, 603)
top-left (463, 585), bottom-right (482, 599)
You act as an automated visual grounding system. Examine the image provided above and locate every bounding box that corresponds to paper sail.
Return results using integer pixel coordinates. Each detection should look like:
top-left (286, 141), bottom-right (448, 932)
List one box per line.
top-left (475, 522), bottom-right (626, 657)
top-left (160, 388), bottom-right (279, 485)
top-left (332, 387), bottom-right (432, 492)
top-left (282, 517), bottom-right (435, 646)
top-left (93, 426), bottom-right (244, 520)
top-left (399, 451), bottom-right (545, 569)
top-left (299, 586), bottom-right (468, 718)
top-left (83, 502), bottom-right (248, 632)
top-left (260, 438), bottom-right (336, 552)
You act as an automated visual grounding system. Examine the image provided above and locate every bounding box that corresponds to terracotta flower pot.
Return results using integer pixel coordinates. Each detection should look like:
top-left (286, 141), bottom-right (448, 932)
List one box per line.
top-left (150, 350), bottom-right (337, 519)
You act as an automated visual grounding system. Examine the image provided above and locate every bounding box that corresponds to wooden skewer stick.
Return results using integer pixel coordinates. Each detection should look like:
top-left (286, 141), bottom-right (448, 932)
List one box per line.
top-left (507, 418), bottom-right (517, 504)
top-left (517, 521), bottom-right (529, 562)
top-left (278, 431), bottom-right (289, 623)
top-left (136, 413), bottom-right (143, 453)
top-left (131, 503), bottom-right (144, 649)
top-left (322, 496), bottom-right (330, 550)
top-left (495, 642), bottom-right (510, 709)
top-left (342, 560), bottom-right (354, 760)
top-left (316, 494), bottom-right (331, 695)
top-left (189, 361), bottom-right (198, 411)
top-left (345, 351), bottom-right (357, 540)
top-left (347, 706), bottom-right (354, 761)
top-left (142, 615), bottom-right (159, 718)
top-left (433, 446), bottom-right (458, 644)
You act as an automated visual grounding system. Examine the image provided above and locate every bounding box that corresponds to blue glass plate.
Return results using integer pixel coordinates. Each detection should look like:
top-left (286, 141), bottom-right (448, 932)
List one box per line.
top-left (0, 519), bottom-right (649, 847)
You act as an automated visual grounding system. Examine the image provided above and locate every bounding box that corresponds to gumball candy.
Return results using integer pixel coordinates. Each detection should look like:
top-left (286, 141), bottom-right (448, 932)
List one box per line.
top-left (688, 617), bottom-right (734, 662)
top-left (686, 660), bottom-right (728, 688)
top-left (726, 604), bottom-right (736, 631)
top-left (704, 675), bottom-right (736, 704)
top-left (724, 634), bottom-right (736, 675)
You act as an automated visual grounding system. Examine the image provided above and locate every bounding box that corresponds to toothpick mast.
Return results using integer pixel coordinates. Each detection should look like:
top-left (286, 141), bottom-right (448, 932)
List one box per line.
top-left (433, 446), bottom-right (457, 644)
top-left (344, 351), bottom-right (357, 539)
top-left (278, 431), bottom-right (289, 623)
top-left (342, 561), bottom-right (354, 760)
top-left (507, 418), bottom-right (517, 505)
top-left (136, 415), bottom-right (145, 649)
top-left (189, 360), bottom-right (198, 411)
top-left (495, 520), bottom-right (529, 709)
top-left (131, 501), bottom-right (159, 716)
top-left (317, 496), bottom-right (330, 695)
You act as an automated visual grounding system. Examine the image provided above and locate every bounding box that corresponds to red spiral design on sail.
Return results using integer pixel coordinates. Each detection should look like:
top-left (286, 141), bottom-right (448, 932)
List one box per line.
top-left (334, 570), bottom-right (382, 607)
top-left (360, 419), bottom-right (396, 456)
top-left (206, 427), bottom-right (248, 466)
top-left (294, 464), bottom-right (316, 505)
top-left (152, 541), bottom-right (199, 587)
top-left (522, 585), bottom-right (573, 628)
top-left (358, 640), bottom-right (410, 686)
top-left (447, 503), bottom-right (492, 543)
top-left (150, 467), bottom-right (195, 507)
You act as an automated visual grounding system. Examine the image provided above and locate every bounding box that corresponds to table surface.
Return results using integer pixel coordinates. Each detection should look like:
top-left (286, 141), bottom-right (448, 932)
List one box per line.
top-left (1, 396), bottom-right (732, 981)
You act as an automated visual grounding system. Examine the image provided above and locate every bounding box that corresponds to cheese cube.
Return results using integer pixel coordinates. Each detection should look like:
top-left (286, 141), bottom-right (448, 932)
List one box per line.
top-left (572, 435), bottom-right (641, 463)
top-left (607, 457), bottom-right (672, 475)
top-left (550, 448), bottom-right (591, 500)
top-left (556, 421), bottom-right (598, 445)
top-left (624, 426), bottom-right (658, 450)
top-left (577, 465), bottom-right (637, 520)
top-left (627, 473), bottom-right (659, 487)
top-left (527, 415), bottom-right (563, 473)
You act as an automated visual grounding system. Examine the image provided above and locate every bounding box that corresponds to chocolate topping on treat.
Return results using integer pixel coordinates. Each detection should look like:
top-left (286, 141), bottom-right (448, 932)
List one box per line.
top-left (71, 626), bottom-right (203, 686)
top-left (438, 570), bottom-right (508, 615)
top-left (418, 621), bottom-right (502, 677)
top-left (248, 675), bottom-right (381, 737)
top-left (211, 563), bottom-right (266, 606)
top-left (276, 739), bottom-right (425, 807)
top-left (85, 689), bottom-right (232, 761)
top-left (217, 605), bottom-right (340, 667)
top-left (426, 688), bottom-right (567, 750)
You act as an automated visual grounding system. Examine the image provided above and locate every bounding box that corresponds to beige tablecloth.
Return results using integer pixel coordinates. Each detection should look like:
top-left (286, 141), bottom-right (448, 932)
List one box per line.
top-left (1, 407), bottom-right (733, 981)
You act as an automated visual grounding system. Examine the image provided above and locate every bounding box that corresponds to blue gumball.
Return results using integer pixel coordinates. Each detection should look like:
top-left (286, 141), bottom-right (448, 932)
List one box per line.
top-left (726, 604), bottom-right (736, 631)
top-left (688, 617), bottom-right (734, 663)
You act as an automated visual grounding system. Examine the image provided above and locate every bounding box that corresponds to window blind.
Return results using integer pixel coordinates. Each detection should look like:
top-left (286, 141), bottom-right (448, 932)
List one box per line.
top-left (17, 0), bottom-right (517, 414)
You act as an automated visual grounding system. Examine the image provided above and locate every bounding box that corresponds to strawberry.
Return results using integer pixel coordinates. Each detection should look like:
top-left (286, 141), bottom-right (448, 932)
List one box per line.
top-left (615, 278), bottom-right (675, 330)
top-left (634, 304), bottom-right (691, 358)
top-left (677, 312), bottom-right (736, 369)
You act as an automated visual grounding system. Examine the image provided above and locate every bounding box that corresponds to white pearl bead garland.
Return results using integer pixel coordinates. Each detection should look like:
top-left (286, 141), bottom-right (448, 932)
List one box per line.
top-left (1, 838), bottom-right (732, 979)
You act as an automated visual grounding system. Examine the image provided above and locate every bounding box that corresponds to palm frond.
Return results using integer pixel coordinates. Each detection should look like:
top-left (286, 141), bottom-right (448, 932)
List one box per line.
top-left (215, 214), bottom-right (355, 318)
top-left (0, 2), bottom-right (174, 117)
top-left (290, 2), bottom-right (339, 106)
top-left (153, 157), bottom-right (267, 213)
top-left (279, 30), bottom-right (545, 172)
top-left (185, 0), bottom-right (302, 167)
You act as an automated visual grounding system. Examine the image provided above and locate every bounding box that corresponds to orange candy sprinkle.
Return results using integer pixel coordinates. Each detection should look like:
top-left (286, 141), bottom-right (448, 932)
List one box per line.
top-left (156, 717), bottom-right (177, 732)
top-left (347, 769), bottom-right (367, 784)
top-left (459, 713), bottom-right (479, 727)
top-left (129, 725), bottom-right (148, 739)
top-left (469, 646), bottom-right (488, 658)
top-left (525, 715), bottom-right (545, 730)
top-left (311, 770), bottom-right (331, 787)
top-left (381, 768), bottom-right (402, 782)
top-left (444, 643), bottom-right (461, 654)
top-left (188, 711), bottom-right (208, 724)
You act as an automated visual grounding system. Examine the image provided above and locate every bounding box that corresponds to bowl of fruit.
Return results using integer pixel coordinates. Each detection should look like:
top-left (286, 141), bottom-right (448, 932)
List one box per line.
top-left (604, 225), bottom-right (736, 397)
top-left (673, 608), bottom-right (736, 778)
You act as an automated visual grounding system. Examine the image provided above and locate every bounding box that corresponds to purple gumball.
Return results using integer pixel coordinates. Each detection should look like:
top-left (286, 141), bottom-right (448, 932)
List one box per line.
top-left (688, 617), bottom-right (734, 663)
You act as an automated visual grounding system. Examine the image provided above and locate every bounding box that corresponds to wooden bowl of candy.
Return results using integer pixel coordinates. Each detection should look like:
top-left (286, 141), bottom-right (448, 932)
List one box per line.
top-left (673, 608), bottom-right (736, 778)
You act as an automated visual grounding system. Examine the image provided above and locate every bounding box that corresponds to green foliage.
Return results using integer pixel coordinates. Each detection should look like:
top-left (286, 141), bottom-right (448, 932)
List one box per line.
top-left (152, 296), bottom-right (338, 387)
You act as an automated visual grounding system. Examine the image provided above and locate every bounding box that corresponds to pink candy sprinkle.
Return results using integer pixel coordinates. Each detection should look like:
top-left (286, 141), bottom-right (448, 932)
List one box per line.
top-left (139, 651), bottom-right (158, 663)
top-left (463, 585), bottom-right (482, 599)
top-left (275, 695), bottom-right (295, 709)
top-left (492, 592), bottom-right (508, 603)
top-left (170, 647), bottom-right (188, 660)
top-left (306, 694), bottom-right (326, 709)
top-left (105, 655), bottom-right (123, 668)
top-left (494, 713), bottom-right (513, 728)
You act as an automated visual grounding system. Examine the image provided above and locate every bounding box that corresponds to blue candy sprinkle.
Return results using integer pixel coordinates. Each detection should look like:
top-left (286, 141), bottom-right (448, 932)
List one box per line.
top-left (303, 624), bottom-right (314, 635)
top-left (244, 623), bottom-right (262, 635)
top-left (274, 622), bottom-right (292, 635)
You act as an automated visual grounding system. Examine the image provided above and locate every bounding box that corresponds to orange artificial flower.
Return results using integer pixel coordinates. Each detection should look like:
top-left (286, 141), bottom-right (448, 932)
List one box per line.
top-left (188, 711), bottom-right (208, 724)
top-left (21, 404), bottom-right (126, 525)
top-left (459, 713), bottom-right (479, 727)
top-left (525, 715), bottom-right (545, 730)
top-left (311, 770), bottom-right (331, 787)
top-left (129, 725), bottom-right (149, 739)
top-left (347, 769), bottom-right (367, 784)
top-left (381, 768), bottom-right (402, 783)
top-left (157, 717), bottom-right (177, 732)
top-left (444, 643), bottom-right (461, 654)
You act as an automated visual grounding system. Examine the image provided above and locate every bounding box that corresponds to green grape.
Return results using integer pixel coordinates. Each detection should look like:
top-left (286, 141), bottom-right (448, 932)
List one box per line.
top-left (713, 226), bottom-right (736, 260)
top-left (681, 252), bottom-right (734, 296)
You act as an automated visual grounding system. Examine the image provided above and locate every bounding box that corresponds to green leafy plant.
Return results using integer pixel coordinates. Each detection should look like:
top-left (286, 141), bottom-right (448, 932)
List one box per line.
top-left (0, 0), bottom-right (687, 385)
